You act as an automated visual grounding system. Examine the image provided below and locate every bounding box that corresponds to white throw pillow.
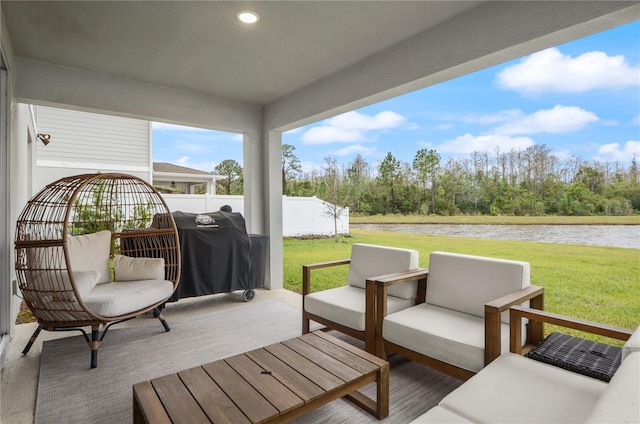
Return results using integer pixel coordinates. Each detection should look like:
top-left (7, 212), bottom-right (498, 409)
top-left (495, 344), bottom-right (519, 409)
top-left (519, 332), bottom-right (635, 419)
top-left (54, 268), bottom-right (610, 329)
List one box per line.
top-left (113, 255), bottom-right (165, 282)
top-left (31, 270), bottom-right (101, 301)
top-left (67, 230), bottom-right (112, 284)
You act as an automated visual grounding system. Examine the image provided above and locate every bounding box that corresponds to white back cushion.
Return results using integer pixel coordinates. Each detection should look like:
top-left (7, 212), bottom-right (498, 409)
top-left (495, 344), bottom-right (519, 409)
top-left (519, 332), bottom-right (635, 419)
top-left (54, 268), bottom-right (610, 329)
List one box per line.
top-left (426, 251), bottom-right (530, 322)
top-left (113, 255), bottom-right (165, 282)
top-left (347, 243), bottom-right (419, 299)
top-left (67, 230), bottom-right (112, 284)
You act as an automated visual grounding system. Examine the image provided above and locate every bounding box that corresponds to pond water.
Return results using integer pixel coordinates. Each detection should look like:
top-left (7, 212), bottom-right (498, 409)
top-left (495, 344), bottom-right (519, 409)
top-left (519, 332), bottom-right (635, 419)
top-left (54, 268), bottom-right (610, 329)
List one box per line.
top-left (351, 224), bottom-right (640, 249)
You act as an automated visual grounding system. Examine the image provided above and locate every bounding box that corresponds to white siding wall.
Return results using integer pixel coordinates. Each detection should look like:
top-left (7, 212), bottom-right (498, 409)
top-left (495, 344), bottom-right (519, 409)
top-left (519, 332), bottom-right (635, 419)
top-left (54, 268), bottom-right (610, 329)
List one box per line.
top-left (34, 106), bottom-right (150, 191)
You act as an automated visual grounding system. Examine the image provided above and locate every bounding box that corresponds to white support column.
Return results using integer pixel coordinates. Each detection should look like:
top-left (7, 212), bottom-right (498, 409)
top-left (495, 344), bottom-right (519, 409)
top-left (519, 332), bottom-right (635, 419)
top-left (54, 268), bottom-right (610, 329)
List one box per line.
top-left (243, 126), bottom-right (284, 290)
top-left (243, 128), bottom-right (263, 235)
top-left (264, 131), bottom-right (283, 290)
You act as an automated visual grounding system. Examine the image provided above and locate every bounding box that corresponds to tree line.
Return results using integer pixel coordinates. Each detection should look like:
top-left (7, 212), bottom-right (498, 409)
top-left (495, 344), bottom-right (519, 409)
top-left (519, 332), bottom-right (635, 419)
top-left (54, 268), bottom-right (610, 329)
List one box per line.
top-left (214, 144), bottom-right (640, 216)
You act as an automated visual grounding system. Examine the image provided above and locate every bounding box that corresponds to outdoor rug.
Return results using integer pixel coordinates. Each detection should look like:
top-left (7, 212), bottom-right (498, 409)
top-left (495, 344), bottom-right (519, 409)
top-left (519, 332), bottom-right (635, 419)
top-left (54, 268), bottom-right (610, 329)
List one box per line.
top-left (36, 300), bottom-right (461, 423)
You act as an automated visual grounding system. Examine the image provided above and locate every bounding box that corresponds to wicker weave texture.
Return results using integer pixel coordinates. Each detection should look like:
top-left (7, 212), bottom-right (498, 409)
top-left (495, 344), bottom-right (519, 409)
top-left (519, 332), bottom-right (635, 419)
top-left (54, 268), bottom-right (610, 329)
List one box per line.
top-left (15, 173), bottom-right (181, 326)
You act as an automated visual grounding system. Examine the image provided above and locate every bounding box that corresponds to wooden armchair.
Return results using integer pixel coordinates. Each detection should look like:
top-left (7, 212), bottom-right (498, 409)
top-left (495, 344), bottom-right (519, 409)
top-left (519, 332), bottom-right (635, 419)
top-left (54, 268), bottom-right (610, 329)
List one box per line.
top-left (368, 251), bottom-right (544, 380)
top-left (302, 243), bottom-right (422, 353)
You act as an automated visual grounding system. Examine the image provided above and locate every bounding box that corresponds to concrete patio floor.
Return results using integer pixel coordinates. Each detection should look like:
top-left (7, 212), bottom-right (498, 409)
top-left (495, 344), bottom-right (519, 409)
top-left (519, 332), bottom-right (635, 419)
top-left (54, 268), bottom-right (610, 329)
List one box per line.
top-left (0, 288), bottom-right (303, 424)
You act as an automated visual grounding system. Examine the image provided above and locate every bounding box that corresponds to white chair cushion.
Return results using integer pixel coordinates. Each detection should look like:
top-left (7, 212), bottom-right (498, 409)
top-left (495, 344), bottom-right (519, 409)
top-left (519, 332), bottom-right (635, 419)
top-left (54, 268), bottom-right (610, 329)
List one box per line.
top-left (347, 243), bottom-right (419, 299)
top-left (426, 251), bottom-right (530, 323)
top-left (67, 230), bottom-right (112, 284)
top-left (622, 325), bottom-right (640, 361)
top-left (409, 406), bottom-right (471, 423)
top-left (30, 270), bottom-right (100, 301)
top-left (82, 280), bottom-right (173, 317)
top-left (439, 353), bottom-right (607, 423)
top-left (113, 255), bottom-right (165, 282)
top-left (585, 351), bottom-right (640, 423)
top-left (383, 303), bottom-right (511, 372)
top-left (305, 285), bottom-right (414, 332)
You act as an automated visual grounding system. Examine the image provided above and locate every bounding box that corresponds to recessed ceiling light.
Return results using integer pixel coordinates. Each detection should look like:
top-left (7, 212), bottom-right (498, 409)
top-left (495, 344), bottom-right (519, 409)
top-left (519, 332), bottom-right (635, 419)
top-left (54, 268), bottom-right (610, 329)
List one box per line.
top-left (237, 10), bottom-right (259, 24)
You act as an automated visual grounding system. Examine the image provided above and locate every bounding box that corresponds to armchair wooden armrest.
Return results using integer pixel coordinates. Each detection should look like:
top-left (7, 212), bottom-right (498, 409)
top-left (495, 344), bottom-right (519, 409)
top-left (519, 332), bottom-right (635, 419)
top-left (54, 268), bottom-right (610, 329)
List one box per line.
top-left (302, 259), bottom-right (351, 296)
top-left (366, 268), bottom-right (429, 356)
top-left (484, 285), bottom-right (545, 365)
top-left (301, 259), bottom-right (351, 335)
top-left (509, 305), bottom-right (634, 355)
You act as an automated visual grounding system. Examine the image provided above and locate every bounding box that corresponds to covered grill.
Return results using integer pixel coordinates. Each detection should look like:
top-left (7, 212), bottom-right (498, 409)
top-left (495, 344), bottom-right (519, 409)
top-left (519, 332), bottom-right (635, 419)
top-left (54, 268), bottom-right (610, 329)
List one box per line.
top-left (168, 210), bottom-right (266, 302)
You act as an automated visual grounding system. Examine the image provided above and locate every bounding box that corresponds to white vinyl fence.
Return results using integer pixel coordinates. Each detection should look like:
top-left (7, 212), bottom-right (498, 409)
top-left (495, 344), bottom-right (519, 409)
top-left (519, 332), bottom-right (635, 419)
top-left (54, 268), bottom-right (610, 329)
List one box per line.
top-left (161, 194), bottom-right (349, 237)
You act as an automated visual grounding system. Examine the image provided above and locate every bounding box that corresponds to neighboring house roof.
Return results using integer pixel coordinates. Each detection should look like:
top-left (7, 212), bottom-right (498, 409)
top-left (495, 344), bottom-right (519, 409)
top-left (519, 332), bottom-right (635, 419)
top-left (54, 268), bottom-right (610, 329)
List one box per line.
top-left (153, 162), bottom-right (225, 195)
top-left (153, 162), bottom-right (226, 184)
top-left (153, 162), bottom-right (225, 180)
top-left (153, 162), bottom-right (214, 176)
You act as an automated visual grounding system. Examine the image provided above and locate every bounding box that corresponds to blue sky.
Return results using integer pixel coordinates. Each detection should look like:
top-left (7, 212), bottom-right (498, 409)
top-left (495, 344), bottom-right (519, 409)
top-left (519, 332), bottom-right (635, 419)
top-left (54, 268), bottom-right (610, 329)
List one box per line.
top-left (152, 20), bottom-right (639, 174)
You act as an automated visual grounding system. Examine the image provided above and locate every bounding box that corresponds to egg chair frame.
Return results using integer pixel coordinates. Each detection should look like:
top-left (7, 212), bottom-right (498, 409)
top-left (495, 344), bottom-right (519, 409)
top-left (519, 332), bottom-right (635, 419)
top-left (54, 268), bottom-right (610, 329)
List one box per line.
top-left (15, 173), bottom-right (181, 368)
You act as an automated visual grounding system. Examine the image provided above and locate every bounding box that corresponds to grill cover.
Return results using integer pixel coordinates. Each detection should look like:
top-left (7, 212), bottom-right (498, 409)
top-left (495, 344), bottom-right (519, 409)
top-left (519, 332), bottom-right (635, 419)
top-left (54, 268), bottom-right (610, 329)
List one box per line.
top-left (169, 211), bottom-right (251, 301)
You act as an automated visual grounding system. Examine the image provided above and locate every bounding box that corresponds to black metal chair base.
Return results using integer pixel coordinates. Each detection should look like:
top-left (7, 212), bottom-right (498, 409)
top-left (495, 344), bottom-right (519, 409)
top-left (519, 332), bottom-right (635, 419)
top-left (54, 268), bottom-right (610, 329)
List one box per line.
top-left (22, 310), bottom-right (170, 369)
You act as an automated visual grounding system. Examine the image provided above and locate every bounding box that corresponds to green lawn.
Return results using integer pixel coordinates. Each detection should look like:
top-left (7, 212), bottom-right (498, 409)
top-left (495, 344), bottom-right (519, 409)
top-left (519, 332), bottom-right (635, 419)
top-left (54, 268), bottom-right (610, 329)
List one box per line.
top-left (284, 228), bottom-right (640, 343)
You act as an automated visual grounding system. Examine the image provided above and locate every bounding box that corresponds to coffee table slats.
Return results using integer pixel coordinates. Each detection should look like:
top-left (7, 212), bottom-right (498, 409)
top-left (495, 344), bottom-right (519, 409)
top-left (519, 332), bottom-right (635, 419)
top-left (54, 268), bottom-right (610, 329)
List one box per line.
top-left (225, 353), bottom-right (303, 414)
top-left (151, 374), bottom-right (210, 423)
top-left (264, 342), bottom-right (345, 391)
top-left (177, 366), bottom-right (251, 424)
top-left (245, 348), bottom-right (326, 403)
top-left (312, 330), bottom-right (389, 367)
top-left (202, 360), bottom-right (279, 423)
top-left (299, 333), bottom-right (379, 374)
top-left (282, 337), bottom-right (362, 382)
top-left (133, 381), bottom-right (172, 424)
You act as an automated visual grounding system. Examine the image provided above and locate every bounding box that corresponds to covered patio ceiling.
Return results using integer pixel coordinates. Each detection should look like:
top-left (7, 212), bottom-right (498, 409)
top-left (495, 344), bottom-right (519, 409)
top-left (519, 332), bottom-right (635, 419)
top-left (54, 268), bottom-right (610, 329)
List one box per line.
top-left (3, 1), bottom-right (638, 131)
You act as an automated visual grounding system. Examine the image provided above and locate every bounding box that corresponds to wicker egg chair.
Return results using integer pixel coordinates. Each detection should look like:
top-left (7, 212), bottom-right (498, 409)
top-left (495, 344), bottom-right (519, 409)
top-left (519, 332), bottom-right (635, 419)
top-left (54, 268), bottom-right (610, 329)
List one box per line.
top-left (15, 173), bottom-right (181, 368)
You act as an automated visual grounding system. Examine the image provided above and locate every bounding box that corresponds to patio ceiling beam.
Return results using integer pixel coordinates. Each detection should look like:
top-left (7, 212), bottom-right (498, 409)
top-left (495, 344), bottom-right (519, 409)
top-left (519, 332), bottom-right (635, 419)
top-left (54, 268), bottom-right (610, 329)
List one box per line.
top-left (264, 1), bottom-right (640, 132)
top-left (12, 56), bottom-right (262, 135)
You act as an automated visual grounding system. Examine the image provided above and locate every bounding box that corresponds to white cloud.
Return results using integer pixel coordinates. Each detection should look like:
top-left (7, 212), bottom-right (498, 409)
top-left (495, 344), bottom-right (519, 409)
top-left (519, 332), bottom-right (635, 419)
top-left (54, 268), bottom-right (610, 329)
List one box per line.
top-left (302, 110), bottom-right (406, 144)
top-left (303, 126), bottom-right (365, 144)
top-left (332, 144), bottom-right (378, 157)
top-left (171, 156), bottom-right (218, 172)
top-left (496, 47), bottom-right (640, 95)
top-left (495, 105), bottom-right (598, 135)
top-left (463, 109), bottom-right (522, 124)
top-left (437, 133), bottom-right (535, 155)
top-left (596, 140), bottom-right (640, 162)
top-left (632, 114), bottom-right (640, 125)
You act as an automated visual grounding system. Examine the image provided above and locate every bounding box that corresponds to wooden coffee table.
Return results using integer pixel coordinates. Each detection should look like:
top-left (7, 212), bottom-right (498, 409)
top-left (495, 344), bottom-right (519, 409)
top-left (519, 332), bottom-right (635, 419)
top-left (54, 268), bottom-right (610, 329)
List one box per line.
top-left (133, 331), bottom-right (389, 423)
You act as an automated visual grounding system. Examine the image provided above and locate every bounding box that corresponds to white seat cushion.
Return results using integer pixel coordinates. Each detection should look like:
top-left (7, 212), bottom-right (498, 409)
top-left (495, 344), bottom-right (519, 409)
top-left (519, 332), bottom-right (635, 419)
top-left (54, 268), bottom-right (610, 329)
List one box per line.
top-left (409, 406), bottom-right (471, 423)
top-left (82, 280), bottom-right (173, 317)
top-left (586, 352), bottom-right (640, 423)
top-left (427, 251), bottom-right (530, 323)
top-left (347, 243), bottom-right (419, 300)
top-left (305, 285), bottom-right (414, 332)
top-left (439, 353), bottom-right (607, 423)
top-left (383, 303), bottom-right (510, 372)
